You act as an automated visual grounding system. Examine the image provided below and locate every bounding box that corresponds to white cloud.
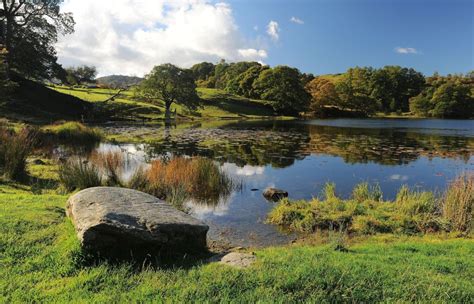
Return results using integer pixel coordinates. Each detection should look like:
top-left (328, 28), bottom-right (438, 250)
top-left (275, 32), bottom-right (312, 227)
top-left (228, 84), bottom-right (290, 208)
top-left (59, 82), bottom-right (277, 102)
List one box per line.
top-left (395, 47), bottom-right (419, 54)
top-left (290, 16), bottom-right (304, 24)
top-left (56, 0), bottom-right (268, 76)
top-left (235, 165), bottom-right (265, 176)
top-left (266, 20), bottom-right (280, 41)
top-left (238, 48), bottom-right (268, 59)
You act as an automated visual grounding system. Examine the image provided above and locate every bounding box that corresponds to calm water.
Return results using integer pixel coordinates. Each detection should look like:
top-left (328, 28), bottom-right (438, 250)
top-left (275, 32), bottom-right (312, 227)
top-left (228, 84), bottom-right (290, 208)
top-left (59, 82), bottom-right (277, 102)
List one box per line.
top-left (95, 119), bottom-right (474, 247)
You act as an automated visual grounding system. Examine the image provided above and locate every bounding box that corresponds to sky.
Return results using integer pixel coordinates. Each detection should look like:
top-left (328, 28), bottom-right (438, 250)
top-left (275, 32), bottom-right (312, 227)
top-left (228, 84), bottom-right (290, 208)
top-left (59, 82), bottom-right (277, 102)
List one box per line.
top-left (56, 0), bottom-right (474, 77)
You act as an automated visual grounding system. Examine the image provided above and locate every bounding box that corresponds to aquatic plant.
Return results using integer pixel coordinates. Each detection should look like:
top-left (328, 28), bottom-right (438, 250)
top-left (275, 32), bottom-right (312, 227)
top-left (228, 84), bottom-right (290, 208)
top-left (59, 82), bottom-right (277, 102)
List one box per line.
top-left (42, 122), bottom-right (102, 145)
top-left (58, 158), bottom-right (102, 191)
top-left (268, 178), bottom-right (470, 235)
top-left (90, 151), bottom-right (123, 186)
top-left (442, 173), bottom-right (474, 232)
top-left (0, 126), bottom-right (38, 181)
top-left (130, 156), bottom-right (236, 209)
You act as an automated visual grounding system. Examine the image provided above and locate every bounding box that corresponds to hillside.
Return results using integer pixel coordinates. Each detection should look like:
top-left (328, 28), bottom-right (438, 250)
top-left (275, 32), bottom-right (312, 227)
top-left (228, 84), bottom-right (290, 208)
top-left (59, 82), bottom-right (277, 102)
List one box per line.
top-left (96, 75), bottom-right (144, 88)
top-left (50, 86), bottom-right (278, 121)
top-left (0, 75), bottom-right (93, 122)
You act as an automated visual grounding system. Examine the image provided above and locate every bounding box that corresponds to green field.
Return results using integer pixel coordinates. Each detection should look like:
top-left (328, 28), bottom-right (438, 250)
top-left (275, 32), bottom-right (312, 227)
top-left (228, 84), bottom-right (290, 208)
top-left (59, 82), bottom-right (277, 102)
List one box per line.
top-left (0, 160), bottom-right (473, 302)
top-left (51, 86), bottom-right (278, 121)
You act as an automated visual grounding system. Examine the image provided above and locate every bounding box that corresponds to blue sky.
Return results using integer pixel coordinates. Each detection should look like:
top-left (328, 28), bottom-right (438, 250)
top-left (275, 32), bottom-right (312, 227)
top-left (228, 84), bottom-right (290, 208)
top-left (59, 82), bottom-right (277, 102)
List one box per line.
top-left (58, 0), bottom-right (473, 76)
top-left (230, 0), bottom-right (473, 75)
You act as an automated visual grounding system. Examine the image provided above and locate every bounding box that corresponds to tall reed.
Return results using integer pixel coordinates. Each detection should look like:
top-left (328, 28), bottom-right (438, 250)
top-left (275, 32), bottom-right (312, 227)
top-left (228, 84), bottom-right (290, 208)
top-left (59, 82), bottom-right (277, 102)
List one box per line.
top-left (58, 158), bottom-right (102, 191)
top-left (0, 126), bottom-right (37, 181)
top-left (442, 173), bottom-right (474, 232)
top-left (91, 151), bottom-right (124, 186)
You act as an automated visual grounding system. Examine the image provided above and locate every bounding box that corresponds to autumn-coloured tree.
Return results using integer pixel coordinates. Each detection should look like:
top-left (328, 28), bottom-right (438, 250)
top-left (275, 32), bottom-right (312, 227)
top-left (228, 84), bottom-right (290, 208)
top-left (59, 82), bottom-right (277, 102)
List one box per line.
top-left (306, 77), bottom-right (340, 111)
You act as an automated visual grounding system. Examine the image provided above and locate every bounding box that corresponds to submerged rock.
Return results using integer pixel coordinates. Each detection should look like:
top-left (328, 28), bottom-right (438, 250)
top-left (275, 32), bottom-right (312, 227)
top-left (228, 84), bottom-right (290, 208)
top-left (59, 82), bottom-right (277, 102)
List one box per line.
top-left (263, 187), bottom-right (288, 202)
top-left (66, 187), bottom-right (209, 258)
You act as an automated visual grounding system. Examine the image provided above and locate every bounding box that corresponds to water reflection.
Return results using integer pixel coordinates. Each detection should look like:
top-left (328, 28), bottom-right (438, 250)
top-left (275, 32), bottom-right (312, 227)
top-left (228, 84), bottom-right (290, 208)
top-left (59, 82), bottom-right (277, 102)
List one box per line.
top-left (94, 119), bottom-right (474, 247)
top-left (113, 120), bottom-right (474, 168)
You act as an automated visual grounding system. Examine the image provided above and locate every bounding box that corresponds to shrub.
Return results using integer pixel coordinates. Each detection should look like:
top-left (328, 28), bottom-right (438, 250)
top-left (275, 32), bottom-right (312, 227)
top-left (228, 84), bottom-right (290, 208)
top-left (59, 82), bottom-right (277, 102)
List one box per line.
top-left (0, 126), bottom-right (37, 181)
top-left (442, 173), bottom-right (474, 232)
top-left (58, 158), bottom-right (102, 191)
top-left (352, 182), bottom-right (382, 202)
top-left (395, 185), bottom-right (436, 216)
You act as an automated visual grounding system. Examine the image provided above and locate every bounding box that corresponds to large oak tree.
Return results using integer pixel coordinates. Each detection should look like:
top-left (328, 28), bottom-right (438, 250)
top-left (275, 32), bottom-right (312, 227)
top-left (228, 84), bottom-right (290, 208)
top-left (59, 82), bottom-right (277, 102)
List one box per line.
top-left (139, 64), bottom-right (200, 120)
top-left (0, 0), bottom-right (74, 79)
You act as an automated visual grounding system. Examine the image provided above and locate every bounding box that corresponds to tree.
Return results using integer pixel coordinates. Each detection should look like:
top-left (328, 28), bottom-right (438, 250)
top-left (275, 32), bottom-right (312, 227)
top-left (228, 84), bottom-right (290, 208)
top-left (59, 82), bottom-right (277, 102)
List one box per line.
top-left (306, 77), bottom-right (340, 111)
top-left (190, 62), bottom-right (215, 87)
top-left (0, 0), bottom-right (74, 79)
top-left (336, 67), bottom-right (378, 115)
top-left (371, 66), bottom-right (425, 113)
top-left (226, 64), bottom-right (268, 98)
top-left (65, 65), bottom-right (97, 85)
top-left (139, 64), bottom-right (200, 120)
top-left (0, 46), bottom-right (16, 101)
top-left (252, 65), bottom-right (310, 114)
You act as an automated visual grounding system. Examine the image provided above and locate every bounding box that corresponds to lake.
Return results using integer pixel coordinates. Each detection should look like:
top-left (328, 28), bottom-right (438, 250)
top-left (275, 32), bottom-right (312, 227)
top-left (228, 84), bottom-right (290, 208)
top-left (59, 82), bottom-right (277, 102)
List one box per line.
top-left (93, 118), bottom-right (474, 247)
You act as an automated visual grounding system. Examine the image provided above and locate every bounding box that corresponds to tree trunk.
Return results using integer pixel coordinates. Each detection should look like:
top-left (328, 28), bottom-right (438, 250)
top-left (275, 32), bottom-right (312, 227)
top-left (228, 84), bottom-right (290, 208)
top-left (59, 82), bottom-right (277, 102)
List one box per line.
top-left (164, 101), bottom-right (172, 122)
top-left (3, 16), bottom-right (12, 75)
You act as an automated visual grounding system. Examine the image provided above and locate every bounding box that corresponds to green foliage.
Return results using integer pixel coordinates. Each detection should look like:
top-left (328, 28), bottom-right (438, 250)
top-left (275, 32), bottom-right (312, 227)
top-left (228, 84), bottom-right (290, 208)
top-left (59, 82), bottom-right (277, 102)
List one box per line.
top-left (410, 74), bottom-right (474, 118)
top-left (335, 67), bottom-right (378, 115)
top-left (268, 179), bottom-right (473, 235)
top-left (0, 48), bottom-right (17, 100)
top-left (138, 64), bottom-right (200, 118)
top-left (58, 158), bottom-right (102, 191)
top-left (226, 64), bottom-right (269, 98)
top-left (65, 65), bottom-right (97, 85)
top-left (2, 0), bottom-right (75, 79)
top-left (252, 65), bottom-right (311, 114)
top-left (0, 126), bottom-right (37, 181)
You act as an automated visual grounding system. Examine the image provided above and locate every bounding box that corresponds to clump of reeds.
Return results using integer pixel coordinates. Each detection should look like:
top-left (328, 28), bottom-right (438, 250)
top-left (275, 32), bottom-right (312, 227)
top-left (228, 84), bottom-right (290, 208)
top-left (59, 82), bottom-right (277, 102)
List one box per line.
top-left (58, 158), bottom-right (102, 191)
top-left (442, 173), bottom-right (473, 233)
top-left (91, 151), bottom-right (124, 186)
top-left (0, 126), bottom-right (38, 181)
top-left (128, 156), bottom-right (236, 208)
top-left (268, 178), bottom-right (470, 236)
top-left (42, 122), bottom-right (102, 145)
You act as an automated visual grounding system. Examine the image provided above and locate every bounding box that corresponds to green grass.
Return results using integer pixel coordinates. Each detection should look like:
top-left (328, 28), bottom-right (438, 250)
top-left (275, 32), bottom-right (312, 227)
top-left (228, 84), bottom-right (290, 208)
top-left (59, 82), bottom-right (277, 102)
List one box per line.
top-left (269, 181), bottom-right (473, 235)
top-left (41, 121), bottom-right (103, 145)
top-left (51, 86), bottom-right (281, 121)
top-left (0, 188), bottom-right (473, 302)
top-left (1, 155), bottom-right (473, 302)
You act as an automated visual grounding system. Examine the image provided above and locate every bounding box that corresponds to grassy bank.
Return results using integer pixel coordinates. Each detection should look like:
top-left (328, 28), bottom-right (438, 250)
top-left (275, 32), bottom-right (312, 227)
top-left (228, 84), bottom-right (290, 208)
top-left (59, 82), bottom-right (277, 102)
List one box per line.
top-left (0, 156), bottom-right (473, 302)
top-left (52, 86), bottom-right (279, 121)
top-left (1, 186), bottom-right (473, 302)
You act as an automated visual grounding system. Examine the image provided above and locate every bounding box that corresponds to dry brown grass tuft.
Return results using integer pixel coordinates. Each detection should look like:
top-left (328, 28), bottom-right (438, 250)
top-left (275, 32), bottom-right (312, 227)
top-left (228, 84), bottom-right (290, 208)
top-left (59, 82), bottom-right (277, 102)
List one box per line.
top-left (91, 151), bottom-right (124, 186)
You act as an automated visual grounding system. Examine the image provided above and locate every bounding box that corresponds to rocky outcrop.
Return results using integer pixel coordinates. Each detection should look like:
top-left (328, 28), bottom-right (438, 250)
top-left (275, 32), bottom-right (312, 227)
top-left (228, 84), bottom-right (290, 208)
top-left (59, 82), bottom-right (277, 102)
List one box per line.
top-left (219, 252), bottom-right (257, 268)
top-left (263, 187), bottom-right (288, 202)
top-left (66, 187), bottom-right (209, 258)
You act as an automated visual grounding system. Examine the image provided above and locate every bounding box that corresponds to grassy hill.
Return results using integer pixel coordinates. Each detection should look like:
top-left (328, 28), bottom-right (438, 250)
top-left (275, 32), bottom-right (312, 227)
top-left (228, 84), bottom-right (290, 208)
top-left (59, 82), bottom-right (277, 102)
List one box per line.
top-left (0, 76), bottom-right (92, 122)
top-left (51, 86), bottom-right (278, 121)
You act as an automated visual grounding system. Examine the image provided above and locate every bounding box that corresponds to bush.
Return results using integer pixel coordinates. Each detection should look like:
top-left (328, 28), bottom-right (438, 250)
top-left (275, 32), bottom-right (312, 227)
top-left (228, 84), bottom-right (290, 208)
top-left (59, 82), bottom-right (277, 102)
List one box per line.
top-left (442, 173), bottom-right (474, 232)
top-left (0, 126), bottom-right (37, 181)
top-left (58, 158), bottom-right (102, 191)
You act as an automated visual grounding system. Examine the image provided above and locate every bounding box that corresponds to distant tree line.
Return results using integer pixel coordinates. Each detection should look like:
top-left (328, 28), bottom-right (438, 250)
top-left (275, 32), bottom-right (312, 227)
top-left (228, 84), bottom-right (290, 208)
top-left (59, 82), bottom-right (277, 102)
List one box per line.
top-left (190, 61), bottom-right (473, 118)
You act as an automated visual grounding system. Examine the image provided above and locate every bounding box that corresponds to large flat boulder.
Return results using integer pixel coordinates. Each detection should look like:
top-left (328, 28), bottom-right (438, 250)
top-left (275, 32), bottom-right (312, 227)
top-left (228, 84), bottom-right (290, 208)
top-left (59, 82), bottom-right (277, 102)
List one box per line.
top-left (66, 187), bottom-right (209, 258)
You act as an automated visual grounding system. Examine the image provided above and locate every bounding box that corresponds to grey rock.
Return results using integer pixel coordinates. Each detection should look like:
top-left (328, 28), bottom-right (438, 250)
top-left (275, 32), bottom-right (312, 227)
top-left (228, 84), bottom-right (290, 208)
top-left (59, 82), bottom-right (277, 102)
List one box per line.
top-left (263, 187), bottom-right (288, 202)
top-left (219, 252), bottom-right (256, 268)
top-left (66, 187), bottom-right (209, 258)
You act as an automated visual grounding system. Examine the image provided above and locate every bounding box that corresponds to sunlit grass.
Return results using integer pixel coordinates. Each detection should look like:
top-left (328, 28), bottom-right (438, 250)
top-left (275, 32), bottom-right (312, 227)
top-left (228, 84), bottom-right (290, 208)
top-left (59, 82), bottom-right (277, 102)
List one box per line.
top-left (268, 176), bottom-right (473, 235)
